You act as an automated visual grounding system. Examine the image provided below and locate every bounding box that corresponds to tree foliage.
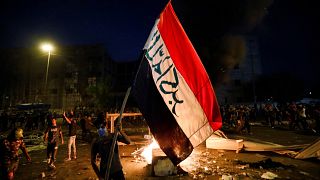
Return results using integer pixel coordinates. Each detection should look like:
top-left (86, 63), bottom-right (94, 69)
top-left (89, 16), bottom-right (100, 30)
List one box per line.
top-left (84, 77), bottom-right (112, 110)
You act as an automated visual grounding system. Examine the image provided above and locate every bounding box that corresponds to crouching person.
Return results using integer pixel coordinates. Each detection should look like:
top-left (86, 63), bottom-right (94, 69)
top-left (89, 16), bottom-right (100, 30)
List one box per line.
top-left (0, 127), bottom-right (31, 180)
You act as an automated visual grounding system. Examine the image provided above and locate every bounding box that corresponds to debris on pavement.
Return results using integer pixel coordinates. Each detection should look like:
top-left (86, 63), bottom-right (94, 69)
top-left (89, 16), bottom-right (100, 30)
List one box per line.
top-left (261, 171), bottom-right (278, 179)
top-left (294, 138), bottom-right (320, 159)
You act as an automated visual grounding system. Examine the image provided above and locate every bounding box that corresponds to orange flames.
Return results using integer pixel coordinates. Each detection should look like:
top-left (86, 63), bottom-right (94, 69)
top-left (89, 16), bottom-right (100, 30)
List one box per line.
top-left (132, 138), bottom-right (160, 164)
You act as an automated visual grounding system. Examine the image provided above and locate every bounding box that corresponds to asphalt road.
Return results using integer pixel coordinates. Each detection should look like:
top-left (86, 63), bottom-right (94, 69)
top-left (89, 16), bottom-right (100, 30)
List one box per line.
top-left (12, 125), bottom-right (320, 180)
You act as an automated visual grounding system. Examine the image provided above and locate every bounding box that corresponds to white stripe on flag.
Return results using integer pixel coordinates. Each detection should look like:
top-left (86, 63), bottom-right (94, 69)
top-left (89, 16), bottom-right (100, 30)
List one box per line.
top-left (145, 23), bottom-right (214, 147)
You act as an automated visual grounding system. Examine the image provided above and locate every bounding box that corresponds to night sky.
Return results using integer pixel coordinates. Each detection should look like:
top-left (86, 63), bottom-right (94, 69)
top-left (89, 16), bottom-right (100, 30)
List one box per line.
top-left (1, 0), bottom-right (319, 89)
top-left (257, 0), bottom-right (319, 90)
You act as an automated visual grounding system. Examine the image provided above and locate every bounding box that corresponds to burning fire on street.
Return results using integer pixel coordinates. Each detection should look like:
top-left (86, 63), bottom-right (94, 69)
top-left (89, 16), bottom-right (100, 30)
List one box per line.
top-left (132, 137), bottom-right (160, 164)
top-left (129, 136), bottom-right (289, 179)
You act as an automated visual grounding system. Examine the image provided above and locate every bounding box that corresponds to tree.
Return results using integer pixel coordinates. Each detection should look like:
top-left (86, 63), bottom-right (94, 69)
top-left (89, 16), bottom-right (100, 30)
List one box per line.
top-left (84, 77), bottom-right (113, 111)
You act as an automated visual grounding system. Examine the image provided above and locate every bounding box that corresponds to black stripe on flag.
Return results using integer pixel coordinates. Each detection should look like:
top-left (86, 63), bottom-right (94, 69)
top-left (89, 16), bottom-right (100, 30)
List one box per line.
top-left (132, 54), bottom-right (193, 165)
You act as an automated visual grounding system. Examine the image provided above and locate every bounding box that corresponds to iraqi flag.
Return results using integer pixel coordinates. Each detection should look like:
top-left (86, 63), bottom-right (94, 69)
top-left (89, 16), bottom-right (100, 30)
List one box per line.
top-left (132, 2), bottom-right (222, 165)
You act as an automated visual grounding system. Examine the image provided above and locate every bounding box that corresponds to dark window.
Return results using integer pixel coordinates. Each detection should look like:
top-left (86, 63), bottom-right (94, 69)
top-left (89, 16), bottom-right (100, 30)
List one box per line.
top-left (65, 88), bottom-right (73, 94)
top-left (50, 89), bottom-right (58, 94)
top-left (234, 80), bottom-right (241, 86)
top-left (88, 77), bottom-right (96, 87)
top-left (65, 72), bottom-right (72, 78)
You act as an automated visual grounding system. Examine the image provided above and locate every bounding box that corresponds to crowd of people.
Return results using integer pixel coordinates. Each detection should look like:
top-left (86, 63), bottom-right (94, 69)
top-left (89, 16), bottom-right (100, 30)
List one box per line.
top-left (0, 107), bottom-right (132, 179)
top-left (0, 109), bottom-right (47, 132)
top-left (1, 102), bottom-right (319, 179)
top-left (220, 102), bottom-right (320, 134)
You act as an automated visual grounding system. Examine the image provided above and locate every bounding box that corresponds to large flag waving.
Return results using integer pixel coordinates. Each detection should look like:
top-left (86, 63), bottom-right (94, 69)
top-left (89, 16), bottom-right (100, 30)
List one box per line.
top-left (132, 2), bottom-right (222, 165)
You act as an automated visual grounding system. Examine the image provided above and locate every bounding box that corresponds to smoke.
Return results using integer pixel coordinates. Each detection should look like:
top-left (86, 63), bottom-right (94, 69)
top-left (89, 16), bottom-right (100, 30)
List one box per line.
top-left (172, 0), bottom-right (273, 86)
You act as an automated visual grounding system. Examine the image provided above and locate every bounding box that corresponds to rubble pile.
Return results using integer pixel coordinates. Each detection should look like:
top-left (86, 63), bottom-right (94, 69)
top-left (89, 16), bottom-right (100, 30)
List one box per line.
top-left (180, 150), bottom-right (263, 179)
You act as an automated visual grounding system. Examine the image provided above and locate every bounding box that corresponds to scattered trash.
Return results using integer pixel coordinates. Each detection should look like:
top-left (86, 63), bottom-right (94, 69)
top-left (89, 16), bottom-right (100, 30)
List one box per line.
top-left (237, 164), bottom-right (249, 169)
top-left (221, 174), bottom-right (233, 180)
top-left (261, 171), bottom-right (278, 179)
top-left (235, 158), bottom-right (292, 169)
top-left (41, 172), bottom-right (45, 178)
top-left (295, 138), bottom-right (320, 159)
top-left (299, 171), bottom-right (310, 176)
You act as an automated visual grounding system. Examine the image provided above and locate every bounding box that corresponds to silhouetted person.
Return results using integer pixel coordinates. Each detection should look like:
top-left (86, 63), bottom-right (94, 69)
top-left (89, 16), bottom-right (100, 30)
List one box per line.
top-left (91, 128), bottom-right (131, 180)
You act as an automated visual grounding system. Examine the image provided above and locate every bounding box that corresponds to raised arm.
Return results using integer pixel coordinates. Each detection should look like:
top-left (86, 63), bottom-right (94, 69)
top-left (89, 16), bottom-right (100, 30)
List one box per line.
top-left (63, 111), bottom-right (72, 124)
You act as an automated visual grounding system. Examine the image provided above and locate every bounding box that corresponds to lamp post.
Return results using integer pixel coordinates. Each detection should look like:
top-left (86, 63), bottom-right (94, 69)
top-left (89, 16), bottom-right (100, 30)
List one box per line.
top-left (41, 43), bottom-right (54, 100)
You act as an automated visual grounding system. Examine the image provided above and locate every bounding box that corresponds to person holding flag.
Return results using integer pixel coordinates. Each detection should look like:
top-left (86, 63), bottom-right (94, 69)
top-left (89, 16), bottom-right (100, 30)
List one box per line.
top-left (91, 126), bottom-right (131, 180)
top-left (99, 1), bottom-right (222, 179)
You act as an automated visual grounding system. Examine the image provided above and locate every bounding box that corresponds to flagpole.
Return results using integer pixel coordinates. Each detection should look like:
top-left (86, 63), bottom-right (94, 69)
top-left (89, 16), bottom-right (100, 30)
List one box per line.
top-left (132, 50), bottom-right (147, 87)
top-left (104, 50), bottom-right (146, 180)
top-left (105, 86), bottom-right (131, 180)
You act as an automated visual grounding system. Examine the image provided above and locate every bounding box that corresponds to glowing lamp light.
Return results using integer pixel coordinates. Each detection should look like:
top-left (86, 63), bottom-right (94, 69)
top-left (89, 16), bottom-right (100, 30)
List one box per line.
top-left (40, 42), bottom-right (55, 90)
top-left (41, 43), bottom-right (54, 52)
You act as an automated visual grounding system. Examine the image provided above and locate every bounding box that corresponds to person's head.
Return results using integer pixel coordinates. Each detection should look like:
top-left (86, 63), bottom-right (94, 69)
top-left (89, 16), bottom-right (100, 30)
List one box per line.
top-left (68, 110), bottom-right (75, 119)
top-left (8, 127), bottom-right (24, 140)
top-left (51, 118), bottom-right (57, 126)
top-left (53, 112), bottom-right (57, 118)
top-left (15, 128), bottom-right (24, 139)
top-left (100, 123), bottom-right (106, 129)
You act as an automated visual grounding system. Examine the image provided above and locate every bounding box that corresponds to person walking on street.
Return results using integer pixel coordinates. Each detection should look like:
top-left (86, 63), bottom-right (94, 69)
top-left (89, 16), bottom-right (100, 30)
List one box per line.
top-left (91, 127), bottom-right (131, 180)
top-left (63, 110), bottom-right (77, 161)
top-left (0, 127), bottom-right (31, 180)
top-left (43, 117), bottom-right (64, 169)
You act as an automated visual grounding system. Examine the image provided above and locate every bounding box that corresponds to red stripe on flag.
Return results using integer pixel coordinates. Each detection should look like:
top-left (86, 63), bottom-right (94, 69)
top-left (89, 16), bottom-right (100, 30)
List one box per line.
top-left (157, 2), bottom-right (222, 130)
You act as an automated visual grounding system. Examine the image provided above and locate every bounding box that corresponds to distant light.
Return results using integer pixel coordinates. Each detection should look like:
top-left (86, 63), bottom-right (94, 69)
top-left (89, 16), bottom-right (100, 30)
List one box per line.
top-left (41, 43), bottom-right (54, 52)
top-left (309, 91), bottom-right (312, 95)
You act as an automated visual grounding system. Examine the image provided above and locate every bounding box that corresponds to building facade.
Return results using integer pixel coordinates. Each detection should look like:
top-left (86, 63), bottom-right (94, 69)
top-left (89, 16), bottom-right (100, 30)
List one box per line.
top-left (0, 44), bottom-right (119, 110)
top-left (215, 35), bottom-right (263, 104)
top-left (1, 36), bottom-right (262, 110)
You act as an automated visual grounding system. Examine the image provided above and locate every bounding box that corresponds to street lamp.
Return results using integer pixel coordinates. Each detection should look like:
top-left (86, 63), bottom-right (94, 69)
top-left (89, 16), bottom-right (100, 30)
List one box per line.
top-left (41, 43), bottom-right (54, 102)
top-left (41, 43), bottom-right (54, 88)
